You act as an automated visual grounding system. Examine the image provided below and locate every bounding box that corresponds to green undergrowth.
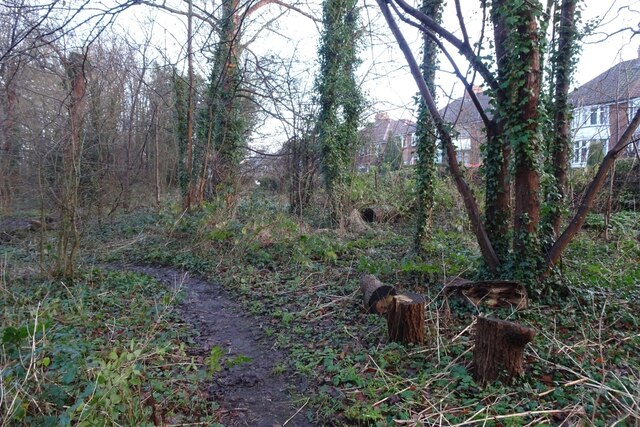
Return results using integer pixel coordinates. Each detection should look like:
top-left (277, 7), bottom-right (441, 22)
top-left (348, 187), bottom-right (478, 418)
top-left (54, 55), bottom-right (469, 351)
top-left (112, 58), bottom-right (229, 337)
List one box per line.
top-left (84, 200), bottom-right (640, 426)
top-left (4, 195), bottom-right (638, 426)
top-left (0, 266), bottom-right (220, 426)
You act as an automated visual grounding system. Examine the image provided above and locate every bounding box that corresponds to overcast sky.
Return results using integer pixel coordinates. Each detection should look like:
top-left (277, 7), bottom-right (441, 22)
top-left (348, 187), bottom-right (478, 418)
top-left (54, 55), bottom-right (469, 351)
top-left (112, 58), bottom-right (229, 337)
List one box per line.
top-left (118, 0), bottom-right (640, 148)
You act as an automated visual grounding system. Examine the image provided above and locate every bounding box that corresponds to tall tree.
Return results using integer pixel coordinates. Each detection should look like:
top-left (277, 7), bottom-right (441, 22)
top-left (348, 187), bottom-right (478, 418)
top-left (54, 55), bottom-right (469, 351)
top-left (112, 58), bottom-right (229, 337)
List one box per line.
top-left (375, 0), bottom-right (640, 287)
top-left (543, 0), bottom-right (579, 241)
top-left (205, 0), bottom-right (245, 200)
top-left (316, 0), bottom-right (363, 224)
top-left (413, 0), bottom-right (443, 254)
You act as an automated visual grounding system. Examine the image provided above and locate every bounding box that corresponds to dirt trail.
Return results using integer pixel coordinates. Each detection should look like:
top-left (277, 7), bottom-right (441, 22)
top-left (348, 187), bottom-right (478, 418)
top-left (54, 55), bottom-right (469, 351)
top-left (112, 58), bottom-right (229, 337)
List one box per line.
top-left (123, 266), bottom-right (311, 427)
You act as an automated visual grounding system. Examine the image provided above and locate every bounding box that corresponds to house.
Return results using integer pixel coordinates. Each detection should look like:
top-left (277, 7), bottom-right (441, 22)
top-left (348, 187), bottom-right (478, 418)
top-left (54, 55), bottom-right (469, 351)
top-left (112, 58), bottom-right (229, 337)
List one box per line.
top-left (438, 86), bottom-right (489, 167)
top-left (356, 112), bottom-right (417, 171)
top-left (569, 49), bottom-right (640, 167)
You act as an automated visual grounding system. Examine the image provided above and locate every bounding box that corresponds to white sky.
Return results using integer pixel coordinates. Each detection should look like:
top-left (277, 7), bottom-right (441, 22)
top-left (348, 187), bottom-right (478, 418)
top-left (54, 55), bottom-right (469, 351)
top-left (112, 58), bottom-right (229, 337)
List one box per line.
top-left (116, 0), bottom-right (640, 149)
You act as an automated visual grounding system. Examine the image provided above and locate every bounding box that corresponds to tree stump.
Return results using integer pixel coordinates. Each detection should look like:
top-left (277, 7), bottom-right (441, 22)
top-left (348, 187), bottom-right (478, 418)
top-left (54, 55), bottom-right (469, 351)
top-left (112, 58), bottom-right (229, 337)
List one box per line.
top-left (359, 274), bottom-right (397, 315)
top-left (473, 316), bottom-right (536, 385)
top-left (386, 292), bottom-right (425, 345)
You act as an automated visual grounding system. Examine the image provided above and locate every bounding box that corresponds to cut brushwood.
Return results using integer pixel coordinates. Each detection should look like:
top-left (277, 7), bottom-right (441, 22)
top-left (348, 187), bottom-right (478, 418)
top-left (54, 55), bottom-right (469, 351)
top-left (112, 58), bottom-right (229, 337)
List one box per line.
top-left (386, 292), bottom-right (425, 345)
top-left (443, 278), bottom-right (528, 309)
top-left (473, 316), bottom-right (536, 386)
top-left (359, 274), bottom-right (397, 315)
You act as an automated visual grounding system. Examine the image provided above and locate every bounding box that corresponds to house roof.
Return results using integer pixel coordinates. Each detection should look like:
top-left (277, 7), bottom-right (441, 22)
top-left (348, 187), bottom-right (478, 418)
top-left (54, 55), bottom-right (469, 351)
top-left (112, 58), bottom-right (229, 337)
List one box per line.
top-left (570, 58), bottom-right (640, 107)
top-left (360, 113), bottom-right (416, 144)
top-left (439, 92), bottom-right (492, 125)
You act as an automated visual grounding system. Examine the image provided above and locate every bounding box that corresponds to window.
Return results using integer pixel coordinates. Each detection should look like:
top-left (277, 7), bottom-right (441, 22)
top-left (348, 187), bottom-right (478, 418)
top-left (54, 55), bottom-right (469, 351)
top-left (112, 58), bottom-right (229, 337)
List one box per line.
top-left (629, 99), bottom-right (640, 121)
top-left (410, 154), bottom-right (419, 165)
top-left (573, 140), bottom-right (588, 167)
top-left (588, 106), bottom-right (608, 126)
top-left (455, 137), bottom-right (471, 150)
top-left (411, 133), bottom-right (417, 147)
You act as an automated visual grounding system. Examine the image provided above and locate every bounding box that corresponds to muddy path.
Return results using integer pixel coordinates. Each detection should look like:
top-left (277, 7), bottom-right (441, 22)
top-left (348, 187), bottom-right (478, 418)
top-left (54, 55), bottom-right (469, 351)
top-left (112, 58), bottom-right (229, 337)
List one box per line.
top-left (120, 265), bottom-right (312, 427)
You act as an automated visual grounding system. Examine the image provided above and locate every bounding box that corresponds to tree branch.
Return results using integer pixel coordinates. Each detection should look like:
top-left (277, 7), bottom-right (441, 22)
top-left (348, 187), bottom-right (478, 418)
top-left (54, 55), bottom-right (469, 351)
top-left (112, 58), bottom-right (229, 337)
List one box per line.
top-left (376, 0), bottom-right (499, 272)
top-left (543, 108), bottom-right (640, 278)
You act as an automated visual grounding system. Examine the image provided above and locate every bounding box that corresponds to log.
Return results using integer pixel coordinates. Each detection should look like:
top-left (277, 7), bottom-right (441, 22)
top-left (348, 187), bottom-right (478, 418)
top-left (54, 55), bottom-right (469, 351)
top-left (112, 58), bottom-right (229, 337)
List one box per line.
top-left (443, 278), bottom-right (528, 309)
top-left (359, 274), bottom-right (397, 315)
top-left (386, 292), bottom-right (425, 345)
top-left (473, 316), bottom-right (536, 386)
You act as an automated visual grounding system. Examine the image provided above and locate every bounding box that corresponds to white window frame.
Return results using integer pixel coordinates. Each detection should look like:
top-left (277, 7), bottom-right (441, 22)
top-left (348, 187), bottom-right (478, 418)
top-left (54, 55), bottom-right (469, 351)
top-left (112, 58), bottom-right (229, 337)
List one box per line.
top-left (587, 106), bottom-right (608, 126)
top-left (629, 99), bottom-right (640, 121)
top-left (572, 140), bottom-right (589, 167)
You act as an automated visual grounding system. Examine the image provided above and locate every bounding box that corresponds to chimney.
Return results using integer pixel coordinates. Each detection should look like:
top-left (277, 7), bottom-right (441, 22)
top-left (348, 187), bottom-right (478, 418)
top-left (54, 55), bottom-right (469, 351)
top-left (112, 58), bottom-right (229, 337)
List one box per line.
top-left (472, 85), bottom-right (483, 94)
top-left (637, 44), bottom-right (640, 59)
top-left (375, 112), bottom-right (390, 121)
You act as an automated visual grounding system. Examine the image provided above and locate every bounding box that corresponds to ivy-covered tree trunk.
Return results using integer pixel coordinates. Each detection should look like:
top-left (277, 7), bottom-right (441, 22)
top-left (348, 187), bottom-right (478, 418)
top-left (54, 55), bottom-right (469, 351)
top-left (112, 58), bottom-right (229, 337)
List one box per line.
top-left (172, 71), bottom-right (190, 201)
top-left (316, 0), bottom-right (362, 225)
top-left (491, 0), bottom-right (542, 275)
top-left (413, 0), bottom-right (442, 253)
top-left (0, 59), bottom-right (18, 212)
top-left (486, 1), bottom-right (514, 264)
top-left (206, 0), bottom-right (245, 199)
top-left (544, 0), bottom-right (579, 240)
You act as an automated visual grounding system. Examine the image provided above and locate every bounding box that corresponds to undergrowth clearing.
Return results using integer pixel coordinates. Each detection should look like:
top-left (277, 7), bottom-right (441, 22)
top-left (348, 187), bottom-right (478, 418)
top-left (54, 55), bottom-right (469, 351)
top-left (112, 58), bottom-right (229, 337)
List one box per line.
top-left (1, 194), bottom-right (639, 426)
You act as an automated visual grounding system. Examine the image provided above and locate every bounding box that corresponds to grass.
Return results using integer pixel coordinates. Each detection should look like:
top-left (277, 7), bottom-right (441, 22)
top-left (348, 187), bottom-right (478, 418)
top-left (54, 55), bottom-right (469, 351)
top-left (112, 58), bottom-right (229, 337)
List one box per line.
top-left (1, 194), bottom-right (639, 426)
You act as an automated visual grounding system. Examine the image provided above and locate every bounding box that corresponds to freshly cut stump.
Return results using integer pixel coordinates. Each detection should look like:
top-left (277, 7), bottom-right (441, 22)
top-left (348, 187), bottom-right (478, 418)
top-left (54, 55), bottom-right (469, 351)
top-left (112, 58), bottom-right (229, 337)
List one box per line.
top-left (386, 292), bottom-right (425, 345)
top-left (359, 274), bottom-right (397, 315)
top-left (473, 316), bottom-right (536, 386)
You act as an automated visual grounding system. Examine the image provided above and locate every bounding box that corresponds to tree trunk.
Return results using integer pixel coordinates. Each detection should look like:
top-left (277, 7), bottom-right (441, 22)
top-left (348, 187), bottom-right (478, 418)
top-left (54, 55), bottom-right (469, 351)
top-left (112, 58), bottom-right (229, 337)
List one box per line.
top-left (154, 107), bottom-right (161, 209)
top-left (413, 0), bottom-right (442, 253)
top-left (184, 0), bottom-right (195, 210)
top-left (0, 60), bottom-right (18, 212)
top-left (547, 0), bottom-right (578, 238)
top-left (386, 292), bottom-right (425, 345)
top-left (359, 274), bottom-right (397, 315)
top-left (57, 52), bottom-right (87, 278)
top-left (487, 1), bottom-right (513, 261)
top-left (473, 316), bottom-right (536, 386)
top-left (375, 0), bottom-right (499, 273)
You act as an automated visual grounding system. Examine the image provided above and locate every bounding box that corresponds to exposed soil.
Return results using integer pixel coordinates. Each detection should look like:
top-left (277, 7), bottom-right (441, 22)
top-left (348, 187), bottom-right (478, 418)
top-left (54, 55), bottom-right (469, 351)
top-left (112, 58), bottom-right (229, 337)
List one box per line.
top-left (120, 265), bottom-right (312, 427)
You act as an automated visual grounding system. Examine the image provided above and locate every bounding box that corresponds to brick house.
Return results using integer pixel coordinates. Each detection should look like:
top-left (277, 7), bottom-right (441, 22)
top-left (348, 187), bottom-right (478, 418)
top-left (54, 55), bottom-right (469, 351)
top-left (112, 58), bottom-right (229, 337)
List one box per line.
top-left (356, 112), bottom-right (417, 171)
top-left (569, 51), bottom-right (640, 167)
top-left (438, 87), bottom-right (489, 167)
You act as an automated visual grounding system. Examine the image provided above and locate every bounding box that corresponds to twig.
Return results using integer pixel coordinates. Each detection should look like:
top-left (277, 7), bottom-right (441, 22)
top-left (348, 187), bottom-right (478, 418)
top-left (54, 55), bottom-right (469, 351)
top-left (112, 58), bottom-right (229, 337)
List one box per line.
top-left (283, 398), bottom-right (309, 426)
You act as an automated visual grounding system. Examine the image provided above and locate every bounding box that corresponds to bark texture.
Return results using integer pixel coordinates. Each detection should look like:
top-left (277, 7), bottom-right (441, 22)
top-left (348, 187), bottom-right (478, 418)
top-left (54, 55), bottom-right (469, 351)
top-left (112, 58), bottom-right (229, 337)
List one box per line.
top-left (386, 292), bottom-right (425, 345)
top-left (473, 316), bottom-right (536, 386)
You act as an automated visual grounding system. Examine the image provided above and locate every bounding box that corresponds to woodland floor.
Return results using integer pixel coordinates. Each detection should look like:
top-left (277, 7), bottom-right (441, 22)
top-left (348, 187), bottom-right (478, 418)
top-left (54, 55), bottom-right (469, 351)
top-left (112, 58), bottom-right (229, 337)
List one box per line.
top-left (117, 265), bottom-right (311, 427)
top-left (1, 203), bottom-right (639, 426)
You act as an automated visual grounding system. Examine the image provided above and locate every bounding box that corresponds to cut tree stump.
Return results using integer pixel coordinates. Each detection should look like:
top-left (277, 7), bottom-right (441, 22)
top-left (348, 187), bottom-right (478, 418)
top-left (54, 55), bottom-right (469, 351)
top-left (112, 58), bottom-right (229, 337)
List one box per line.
top-left (359, 274), bottom-right (397, 315)
top-left (473, 316), bottom-right (536, 386)
top-left (443, 278), bottom-right (528, 309)
top-left (386, 292), bottom-right (425, 345)
top-left (345, 209), bottom-right (369, 233)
